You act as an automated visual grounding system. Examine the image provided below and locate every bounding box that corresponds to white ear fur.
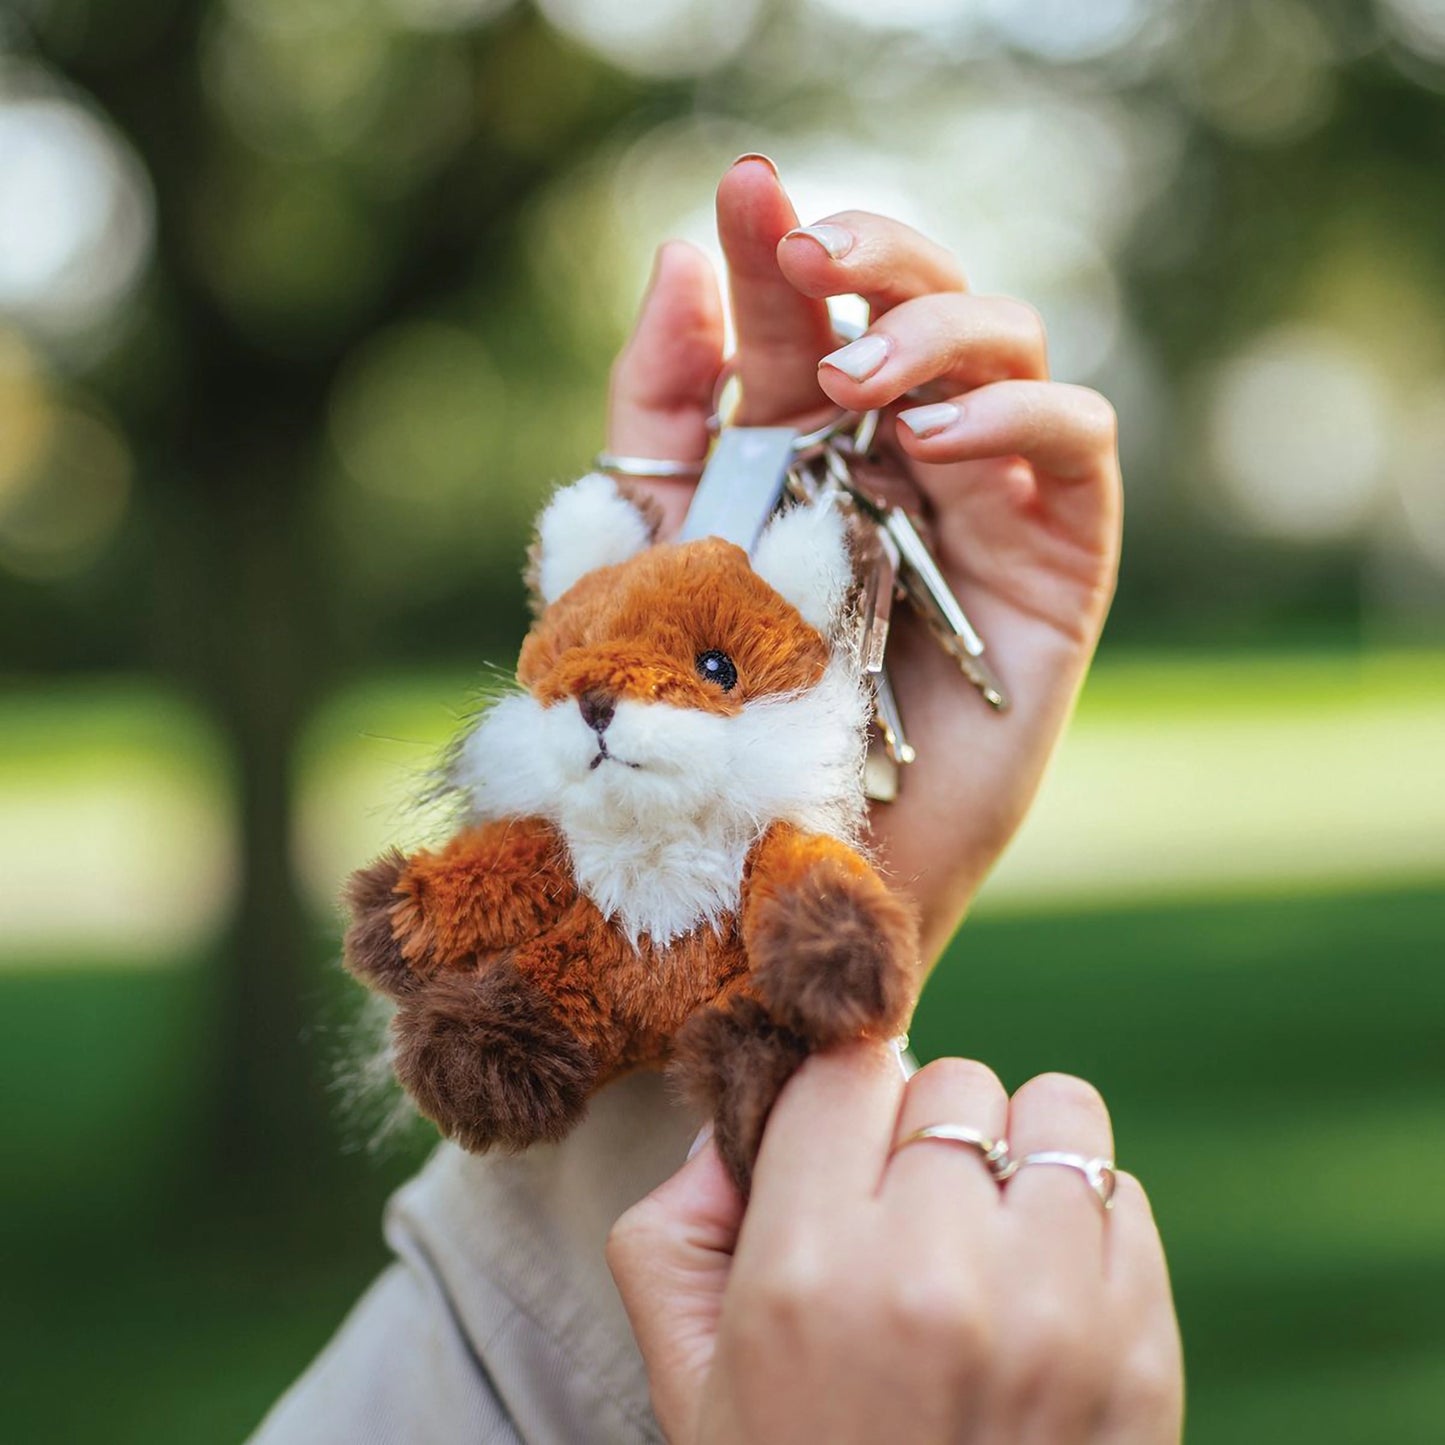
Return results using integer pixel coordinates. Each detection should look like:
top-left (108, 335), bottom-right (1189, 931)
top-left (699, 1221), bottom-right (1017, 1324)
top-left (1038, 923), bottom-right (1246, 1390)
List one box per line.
top-left (751, 500), bottom-right (853, 632)
top-left (535, 473), bottom-right (653, 603)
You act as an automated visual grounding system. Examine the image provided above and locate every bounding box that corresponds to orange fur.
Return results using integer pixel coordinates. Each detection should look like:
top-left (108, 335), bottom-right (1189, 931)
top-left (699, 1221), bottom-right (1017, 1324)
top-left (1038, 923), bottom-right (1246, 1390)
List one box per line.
top-left (519, 539), bottom-right (828, 711)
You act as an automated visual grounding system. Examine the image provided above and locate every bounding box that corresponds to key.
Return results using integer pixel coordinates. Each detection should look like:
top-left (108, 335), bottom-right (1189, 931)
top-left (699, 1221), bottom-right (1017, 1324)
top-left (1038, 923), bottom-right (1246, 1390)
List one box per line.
top-left (679, 426), bottom-right (798, 549)
top-left (885, 509), bottom-right (1008, 711)
top-left (854, 510), bottom-right (899, 676)
top-left (872, 664), bottom-right (915, 765)
top-left (823, 443), bottom-right (1009, 712)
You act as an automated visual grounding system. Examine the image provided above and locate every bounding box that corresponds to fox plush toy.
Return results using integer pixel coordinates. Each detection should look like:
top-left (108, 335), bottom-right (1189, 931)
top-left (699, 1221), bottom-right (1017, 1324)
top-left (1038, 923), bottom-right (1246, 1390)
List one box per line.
top-left (344, 473), bottom-right (918, 1189)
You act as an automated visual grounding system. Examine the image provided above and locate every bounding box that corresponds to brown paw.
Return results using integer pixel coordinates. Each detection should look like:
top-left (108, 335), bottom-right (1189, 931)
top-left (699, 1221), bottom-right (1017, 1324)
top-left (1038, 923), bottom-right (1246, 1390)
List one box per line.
top-left (671, 997), bottom-right (809, 1195)
top-left (343, 850), bottom-right (417, 999)
top-left (393, 962), bottom-right (597, 1152)
top-left (749, 858), bottom-right (917, 1047)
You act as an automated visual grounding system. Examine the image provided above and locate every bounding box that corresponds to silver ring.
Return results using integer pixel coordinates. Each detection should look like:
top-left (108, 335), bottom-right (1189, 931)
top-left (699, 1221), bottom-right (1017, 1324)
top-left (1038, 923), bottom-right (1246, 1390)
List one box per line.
top-left (890, 1123), bottom-right (1013, 1181)
top-left (592, 452), bottom-right (704, 480)
top-left (1005, 1151), bottom-right (1117, 1210)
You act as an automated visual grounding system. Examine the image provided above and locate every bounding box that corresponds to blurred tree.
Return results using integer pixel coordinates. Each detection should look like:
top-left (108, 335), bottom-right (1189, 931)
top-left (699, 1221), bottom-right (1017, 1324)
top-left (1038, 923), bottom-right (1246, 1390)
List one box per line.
top-left (10, 0), bottom-right (686, 1171)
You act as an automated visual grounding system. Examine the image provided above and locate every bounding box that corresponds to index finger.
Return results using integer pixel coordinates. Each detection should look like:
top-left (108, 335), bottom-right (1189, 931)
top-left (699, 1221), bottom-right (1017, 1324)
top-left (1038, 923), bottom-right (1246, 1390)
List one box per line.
top-left (778, 209), bottom-right (968, 317)
top-left (744, 1039), bottom-right (904, 1228)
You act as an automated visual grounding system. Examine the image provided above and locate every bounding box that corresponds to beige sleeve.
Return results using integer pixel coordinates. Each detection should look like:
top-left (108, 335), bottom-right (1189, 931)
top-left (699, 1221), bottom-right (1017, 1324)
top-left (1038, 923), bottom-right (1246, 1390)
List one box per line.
top-left (248, 1072), bottom-right (699, 1445)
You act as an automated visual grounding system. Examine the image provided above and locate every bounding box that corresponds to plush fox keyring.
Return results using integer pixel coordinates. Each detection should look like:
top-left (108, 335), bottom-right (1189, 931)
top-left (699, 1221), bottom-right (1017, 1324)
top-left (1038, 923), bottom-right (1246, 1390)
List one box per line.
top-left (344, 471), bottom-right (918, 1189)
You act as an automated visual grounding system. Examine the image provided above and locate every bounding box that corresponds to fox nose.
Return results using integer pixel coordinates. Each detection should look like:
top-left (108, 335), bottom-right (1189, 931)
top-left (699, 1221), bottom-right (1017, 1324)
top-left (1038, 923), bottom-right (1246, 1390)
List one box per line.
top-left (578, 691), bottom-right (616, 735)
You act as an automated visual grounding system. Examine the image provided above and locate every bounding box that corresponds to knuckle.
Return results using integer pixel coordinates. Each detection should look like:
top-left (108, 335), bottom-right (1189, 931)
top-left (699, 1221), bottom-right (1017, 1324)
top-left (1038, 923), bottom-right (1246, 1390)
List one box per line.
top-left (818, 207), bottom-right (873, 230)
top-left (1004, 1298), bottom-right (1099, 1407)
top-left (1011, 298), bottom-right (1050, 356)
top-left (1118, 1341), bottom-right (1185, 1423)
top-left (750, 1243), bottom-right (836, 1325)
top-left (883, 1273), bottom-right (991, 1369)
top-left (1073, 386), bottom-right (1119, 448)
top-left (604, 1201), bottom-right (658, 1274)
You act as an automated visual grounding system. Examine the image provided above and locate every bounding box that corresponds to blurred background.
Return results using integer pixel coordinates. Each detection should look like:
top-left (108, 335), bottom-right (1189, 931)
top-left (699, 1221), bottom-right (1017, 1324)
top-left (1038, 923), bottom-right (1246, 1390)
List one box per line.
top-left (2, 0), bottom-right (1442, 1439)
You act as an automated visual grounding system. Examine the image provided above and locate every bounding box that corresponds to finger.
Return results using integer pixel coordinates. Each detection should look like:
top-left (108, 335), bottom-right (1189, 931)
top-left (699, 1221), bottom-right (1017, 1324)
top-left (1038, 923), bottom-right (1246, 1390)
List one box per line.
top-left (1003, 1072), bottom-right (1116, 1259)
top-left (882, 1057), bottom-right (1010, 1215)
top-left (778, 208), bottom-right (968, 317)
top-left (716, 155), bottom-right (836, 422)
top-left (745, 1039), bottom-right (904, 1227)
top-left (1102, 1175), bottom-right (1185, 1445)
top-left (895, 379), bottom-right (1119, 484)
top-left (1105, 1171), bottom-right (1174, 1310)
top-left (815, 294), bottom-right (1048, 415)
top-left (606, 240), bottom-right (725, 535)
top-left (606, 1136), bottom-right (743, 1440)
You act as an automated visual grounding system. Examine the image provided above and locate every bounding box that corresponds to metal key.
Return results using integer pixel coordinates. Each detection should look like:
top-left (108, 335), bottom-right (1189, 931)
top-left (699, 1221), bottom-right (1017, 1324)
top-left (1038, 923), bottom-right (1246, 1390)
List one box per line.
top-left (854, 513), bottom-right (899, 677)
top-left (886, 509), bottom-right (1008, 711)
top-left (823, 442), bottom-right (1009, 712)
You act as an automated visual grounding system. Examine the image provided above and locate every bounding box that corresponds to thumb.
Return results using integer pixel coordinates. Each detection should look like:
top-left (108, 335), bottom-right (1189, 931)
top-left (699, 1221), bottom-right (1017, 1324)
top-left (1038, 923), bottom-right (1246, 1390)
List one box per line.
top-left (605, 240), bottom-right (725, 538)
top-left (607, 1130), bottom-right (744, 1442)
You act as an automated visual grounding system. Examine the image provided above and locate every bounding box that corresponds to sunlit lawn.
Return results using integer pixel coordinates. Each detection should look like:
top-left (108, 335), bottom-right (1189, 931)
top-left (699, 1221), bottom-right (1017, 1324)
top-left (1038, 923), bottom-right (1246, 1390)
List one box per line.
top-left (2, 654), bottom-right (1443, 1442)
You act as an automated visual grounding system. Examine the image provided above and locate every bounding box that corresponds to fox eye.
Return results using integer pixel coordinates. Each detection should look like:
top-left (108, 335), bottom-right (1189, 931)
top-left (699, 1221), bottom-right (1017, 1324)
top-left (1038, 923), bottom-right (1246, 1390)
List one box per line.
top-left (696, 649), bottom-right (738, 693)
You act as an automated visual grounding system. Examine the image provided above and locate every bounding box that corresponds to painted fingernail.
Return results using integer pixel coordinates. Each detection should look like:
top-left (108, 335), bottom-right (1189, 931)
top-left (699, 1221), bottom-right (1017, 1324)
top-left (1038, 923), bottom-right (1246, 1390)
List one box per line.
top-left (687, 1122), bottom-right (715, 1161)
top-left (729, 151), bottom-right (779, 176)
top-left (897, 402), bottom-right (961, 438)
top-left (820, 333), bottom-right (891, 382)
top-left (783, 223), bottom-right (854, 260)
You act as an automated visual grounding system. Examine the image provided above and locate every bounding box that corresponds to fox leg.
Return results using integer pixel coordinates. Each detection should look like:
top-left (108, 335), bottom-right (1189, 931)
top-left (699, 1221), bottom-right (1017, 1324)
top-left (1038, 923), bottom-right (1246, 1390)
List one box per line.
top-left (346, 818), bottom-right (596, 1152)
top-left (673, 828), bottom-right (917, 1193)
top-left (671, 994), bottom-right (809, 1195)
top-left (743, 823), bottom-right (918, 1049)
top-left (343, 817), bottom-right (575, 998)
top-left (391, 957), bottom-right (597, 1153)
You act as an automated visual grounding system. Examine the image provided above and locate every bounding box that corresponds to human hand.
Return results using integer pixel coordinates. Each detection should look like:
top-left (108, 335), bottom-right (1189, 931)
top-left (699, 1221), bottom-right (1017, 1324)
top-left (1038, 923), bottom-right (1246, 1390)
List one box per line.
top-left (606, 156), bottom-right (1122, 960)
top-left (608, 1045), bottom-right (1182, 1444)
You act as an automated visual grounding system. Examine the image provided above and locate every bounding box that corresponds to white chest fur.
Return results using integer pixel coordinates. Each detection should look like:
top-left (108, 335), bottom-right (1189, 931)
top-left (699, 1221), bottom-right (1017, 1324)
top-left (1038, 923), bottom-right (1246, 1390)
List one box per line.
top-left (556, 803), bottom-right (752, 947)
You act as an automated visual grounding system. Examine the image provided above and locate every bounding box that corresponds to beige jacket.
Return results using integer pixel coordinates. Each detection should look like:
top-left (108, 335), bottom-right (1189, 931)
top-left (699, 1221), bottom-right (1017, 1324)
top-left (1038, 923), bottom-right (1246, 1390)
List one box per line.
top-left (249, 1073), bottom-right (696, 1445)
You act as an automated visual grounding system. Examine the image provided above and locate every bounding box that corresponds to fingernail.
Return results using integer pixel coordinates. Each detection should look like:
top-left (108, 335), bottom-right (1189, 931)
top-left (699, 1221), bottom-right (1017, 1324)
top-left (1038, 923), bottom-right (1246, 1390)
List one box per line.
top-left (819, 333), bottom-right (891, 382)
top-left (783, 223), bottom-right (854, 260)
top-left (897, 402), bottom-right (961, 438)
top-left (686, 1122), bottom-right (715, 1161)
top-left (729, 151), bottom-right (779, 176)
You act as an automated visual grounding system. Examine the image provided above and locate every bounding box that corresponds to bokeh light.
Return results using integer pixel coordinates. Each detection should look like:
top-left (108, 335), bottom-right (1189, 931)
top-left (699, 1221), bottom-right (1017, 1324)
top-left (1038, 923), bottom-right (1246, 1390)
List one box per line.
top-left (1380, 0), bottom-right (1445, 64)
top-left (1395, 382), bottom-right (1445, 572)
top-left (1170, 0), bottom-right (1338, 143)
top-left (535, 0), bottom-right (763, 77)
top-left (0, 82), bottom-right (153, 341)
top-left (329, 319), bottom-right (505, 505)
top-left (1207, 325), bottom-right (1391, 542)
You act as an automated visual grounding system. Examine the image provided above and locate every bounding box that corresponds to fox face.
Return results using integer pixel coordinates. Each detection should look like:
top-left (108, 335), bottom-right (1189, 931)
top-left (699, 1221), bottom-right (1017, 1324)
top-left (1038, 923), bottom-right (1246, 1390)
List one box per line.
top-left (453, 474), bottom-right (870, 945)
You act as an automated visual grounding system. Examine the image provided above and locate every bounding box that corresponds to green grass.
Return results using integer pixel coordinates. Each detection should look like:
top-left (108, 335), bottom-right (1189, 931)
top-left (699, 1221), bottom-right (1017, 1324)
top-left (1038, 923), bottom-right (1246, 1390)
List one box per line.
top-left (2, 883), bottom-right (1441, 1442)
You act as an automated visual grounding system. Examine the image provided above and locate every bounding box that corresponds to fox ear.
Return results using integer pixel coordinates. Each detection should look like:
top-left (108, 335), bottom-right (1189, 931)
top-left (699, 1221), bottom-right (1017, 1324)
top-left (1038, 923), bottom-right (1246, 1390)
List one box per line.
top-left (531, 474), bottom-right (656, 605)
top-left (751, 501), bottom-right (854, 633)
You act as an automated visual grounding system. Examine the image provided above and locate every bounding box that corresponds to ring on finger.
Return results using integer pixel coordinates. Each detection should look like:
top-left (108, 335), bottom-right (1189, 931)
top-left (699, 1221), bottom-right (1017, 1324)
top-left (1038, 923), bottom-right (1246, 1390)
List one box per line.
top-left (1005, 1151), bottom-right (1117, 1210)
top-left (890, 1123), bottom-right (1013, 1181)
top-left (592, 452), bottom-right (704, 480)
